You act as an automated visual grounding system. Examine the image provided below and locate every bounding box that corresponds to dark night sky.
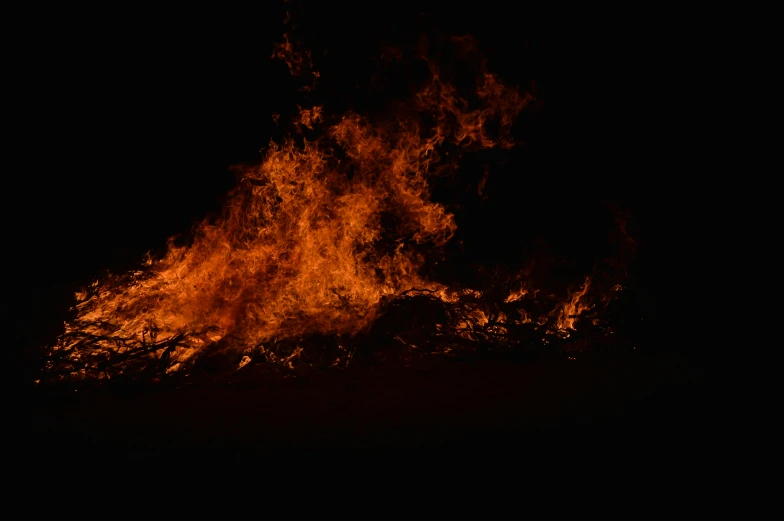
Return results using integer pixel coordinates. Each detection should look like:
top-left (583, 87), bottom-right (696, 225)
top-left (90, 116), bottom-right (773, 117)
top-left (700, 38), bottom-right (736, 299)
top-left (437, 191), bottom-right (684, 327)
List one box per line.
top-left (15, 2), bottom-right (661, 359)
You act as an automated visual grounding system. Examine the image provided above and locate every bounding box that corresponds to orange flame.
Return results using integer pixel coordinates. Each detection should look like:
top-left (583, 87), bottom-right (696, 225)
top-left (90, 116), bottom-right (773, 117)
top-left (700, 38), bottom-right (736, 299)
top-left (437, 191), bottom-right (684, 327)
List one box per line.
top-left (552, 276), bottom-right (593, 332)
top-left (53, 58), bottom-right (529, 376)
top-left (43, 27), bottom-right (635, 381)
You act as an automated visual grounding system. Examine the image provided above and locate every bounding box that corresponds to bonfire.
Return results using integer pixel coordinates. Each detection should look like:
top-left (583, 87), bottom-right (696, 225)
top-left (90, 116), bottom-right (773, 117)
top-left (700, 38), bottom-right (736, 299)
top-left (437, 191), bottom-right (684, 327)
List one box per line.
top-left (39, 18), bottom-right (635, 385)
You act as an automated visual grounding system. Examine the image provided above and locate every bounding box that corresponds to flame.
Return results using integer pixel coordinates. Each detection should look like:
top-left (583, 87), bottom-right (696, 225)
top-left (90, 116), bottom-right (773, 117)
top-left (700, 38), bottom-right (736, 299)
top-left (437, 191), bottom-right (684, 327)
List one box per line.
top-left (271, 8), bottom-right (319, 91)
top-left (552, 276), bottom-right (593, 332)
top-left (50, 52), bottom-right (532, 378)
top-left (504, 287), bottom-right (528, 303)
top-left (42, 31), bottom-right (634, 382)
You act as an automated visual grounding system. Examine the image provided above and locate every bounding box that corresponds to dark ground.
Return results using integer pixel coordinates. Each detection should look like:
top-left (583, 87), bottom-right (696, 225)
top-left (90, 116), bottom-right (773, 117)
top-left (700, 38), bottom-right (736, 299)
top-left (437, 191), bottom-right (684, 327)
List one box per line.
top-left (27, 350), bottom-right (719, 460)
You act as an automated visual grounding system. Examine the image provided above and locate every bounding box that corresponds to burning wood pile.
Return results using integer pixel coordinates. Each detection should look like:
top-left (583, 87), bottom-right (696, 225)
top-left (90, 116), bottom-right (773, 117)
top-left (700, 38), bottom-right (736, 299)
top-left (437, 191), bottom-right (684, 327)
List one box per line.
top-left (38, 32), bottom-right (636, 385)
